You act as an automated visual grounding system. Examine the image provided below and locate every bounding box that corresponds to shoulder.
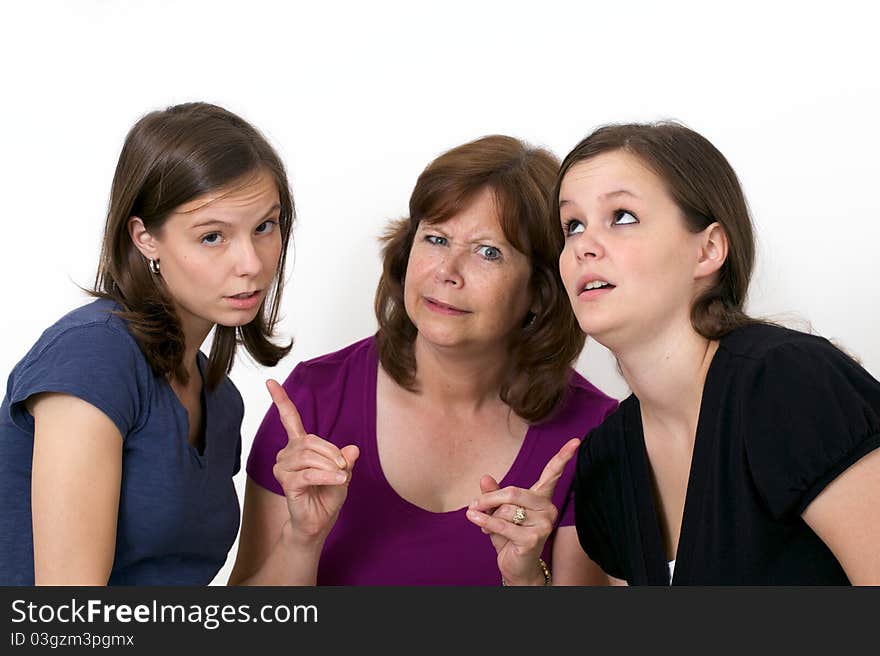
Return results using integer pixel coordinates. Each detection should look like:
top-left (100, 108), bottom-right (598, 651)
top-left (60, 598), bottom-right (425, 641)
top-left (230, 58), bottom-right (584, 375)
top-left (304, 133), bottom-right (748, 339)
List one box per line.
top-left (718, 322), bottom-right (876, 397)
top-left (538, 369), bottom-right (619, 437)
top-left (287, 336), bottom-right (376, 387)
top-left (719, 322), bottom-right (846, 367)
top-left (728, 324), bottom-right (880, 518)
top-left (16, 299), bottom-right (145, 377)
top-left (6, 299), bottom-right (151, 437)
top-left (33, 298), bottom-right (140, 354)
top-left (273, 336), bottom-right (376, 433)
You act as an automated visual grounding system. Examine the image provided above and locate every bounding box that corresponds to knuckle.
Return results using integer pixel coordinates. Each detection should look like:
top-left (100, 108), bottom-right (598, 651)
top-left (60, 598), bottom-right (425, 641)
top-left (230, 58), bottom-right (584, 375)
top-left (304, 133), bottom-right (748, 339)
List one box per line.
top-left (522, 534), bottom-right (540, 551)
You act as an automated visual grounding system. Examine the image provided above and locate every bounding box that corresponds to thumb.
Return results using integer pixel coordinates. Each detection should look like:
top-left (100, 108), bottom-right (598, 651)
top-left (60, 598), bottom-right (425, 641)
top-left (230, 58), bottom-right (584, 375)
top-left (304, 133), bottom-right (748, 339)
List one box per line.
top-left (341, 445), bottom-right (360, 470)
top-left (480, 474), bottom-right (500, 494)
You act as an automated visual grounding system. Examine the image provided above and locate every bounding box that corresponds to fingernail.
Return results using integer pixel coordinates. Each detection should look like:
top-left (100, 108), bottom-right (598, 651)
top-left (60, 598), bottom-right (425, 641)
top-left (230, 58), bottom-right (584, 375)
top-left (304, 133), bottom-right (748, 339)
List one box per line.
top-left (336, 472), bottom-right (347, 483)
top-left (337, 457), bottom-right (347, 468)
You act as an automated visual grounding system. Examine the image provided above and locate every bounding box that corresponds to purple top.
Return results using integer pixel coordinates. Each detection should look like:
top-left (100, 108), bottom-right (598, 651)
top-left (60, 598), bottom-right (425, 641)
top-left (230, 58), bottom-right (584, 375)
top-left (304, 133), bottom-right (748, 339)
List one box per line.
top-left (247, 337), bottom-right (617, 585)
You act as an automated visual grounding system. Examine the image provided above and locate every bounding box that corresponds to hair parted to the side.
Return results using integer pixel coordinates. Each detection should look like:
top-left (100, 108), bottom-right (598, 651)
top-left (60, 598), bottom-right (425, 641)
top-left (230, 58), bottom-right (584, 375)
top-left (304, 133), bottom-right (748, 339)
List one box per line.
top-left (375, 135), bottom-right (586, 423)
top-left (554, 121), bottom-right (757, 339)
top-left (93, 102), bottom-right (293, 388)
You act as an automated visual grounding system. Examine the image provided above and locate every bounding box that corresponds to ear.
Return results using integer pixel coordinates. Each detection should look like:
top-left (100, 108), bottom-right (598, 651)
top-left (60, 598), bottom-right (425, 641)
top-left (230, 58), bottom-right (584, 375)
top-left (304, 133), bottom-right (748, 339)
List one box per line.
top-left (694, 222), bottom-right (728, 281)
top-left (127, 216), bottom-right (159, 260)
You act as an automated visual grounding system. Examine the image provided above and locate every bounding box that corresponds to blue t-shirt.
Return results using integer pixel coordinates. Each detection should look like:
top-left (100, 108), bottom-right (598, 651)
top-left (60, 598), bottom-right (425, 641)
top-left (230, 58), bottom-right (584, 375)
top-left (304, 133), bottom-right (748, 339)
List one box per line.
top-left (0, 298), bottom-right (242, 585)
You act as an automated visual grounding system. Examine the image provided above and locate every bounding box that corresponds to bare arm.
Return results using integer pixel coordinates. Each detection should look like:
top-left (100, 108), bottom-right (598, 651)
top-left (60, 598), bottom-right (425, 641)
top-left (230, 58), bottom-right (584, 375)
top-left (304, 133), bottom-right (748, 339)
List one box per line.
top-left (28, 393), bottom-right (122, 585)
top-left (227, 477), bottom-right (323, 585)
top-left (550, 525), bottom-right (613, 585)
top-left (228, 380), bottom-right (358, 586)
top-left (802, 447), bottom-right (880, 584)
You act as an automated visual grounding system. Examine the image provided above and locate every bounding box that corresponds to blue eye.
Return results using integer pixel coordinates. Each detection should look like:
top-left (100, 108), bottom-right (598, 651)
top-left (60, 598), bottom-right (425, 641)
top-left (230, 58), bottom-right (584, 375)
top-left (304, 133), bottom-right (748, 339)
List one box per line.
top-left (477, 245), bottom-right (502, 261)
top-left (425, 235), bottom-right (448, 246)
top-left (613, 210), bottom-right (638, 225)
top-left (564, 219), bottom-right (585, 237)
top-left (201, 232), bottom-right (223, 246)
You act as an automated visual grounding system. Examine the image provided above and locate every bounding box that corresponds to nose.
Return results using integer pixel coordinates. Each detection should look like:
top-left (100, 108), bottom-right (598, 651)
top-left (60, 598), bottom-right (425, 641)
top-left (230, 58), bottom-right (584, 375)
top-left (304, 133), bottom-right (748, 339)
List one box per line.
top-left (433, 247), bottom-right (465, 287)
top-left (233, 237), bottom-right (263, 277)
top-left (573, 226), bottom-right (604, 262)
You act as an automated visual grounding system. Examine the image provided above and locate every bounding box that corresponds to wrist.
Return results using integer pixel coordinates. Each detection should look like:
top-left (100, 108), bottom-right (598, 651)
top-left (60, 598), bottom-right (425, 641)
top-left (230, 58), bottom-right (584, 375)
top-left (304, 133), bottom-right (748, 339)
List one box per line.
top-left (280, 520), bottom-right (327, 555)
top-left (502, 559), bottom-right (552, 587)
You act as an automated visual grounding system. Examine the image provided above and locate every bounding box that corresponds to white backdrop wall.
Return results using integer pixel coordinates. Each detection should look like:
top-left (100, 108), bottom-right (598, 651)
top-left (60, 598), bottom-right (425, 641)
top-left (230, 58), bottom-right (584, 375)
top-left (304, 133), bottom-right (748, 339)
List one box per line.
top-left (2, 1), bottom-right (878, 586)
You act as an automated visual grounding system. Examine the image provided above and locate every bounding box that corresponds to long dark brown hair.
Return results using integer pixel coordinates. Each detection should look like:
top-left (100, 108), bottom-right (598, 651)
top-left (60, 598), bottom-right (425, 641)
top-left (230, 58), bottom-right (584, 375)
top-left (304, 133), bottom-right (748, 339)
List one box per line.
top-left (93, 102), bottom-right (293, 388)
top-left (554, 122), bottom-right (757, 339)
top-left (375, 135), bottom-right (585, 423)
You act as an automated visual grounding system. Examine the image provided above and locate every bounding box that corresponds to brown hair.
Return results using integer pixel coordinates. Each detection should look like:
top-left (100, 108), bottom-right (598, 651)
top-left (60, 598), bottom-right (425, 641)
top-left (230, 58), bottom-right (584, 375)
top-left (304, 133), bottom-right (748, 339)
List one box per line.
top-left (93, 102), bottom-right (293, 388)
top-left (554, 121), bottom-right (756, 339)
top-left (375, 135), bottom-right (586, 423)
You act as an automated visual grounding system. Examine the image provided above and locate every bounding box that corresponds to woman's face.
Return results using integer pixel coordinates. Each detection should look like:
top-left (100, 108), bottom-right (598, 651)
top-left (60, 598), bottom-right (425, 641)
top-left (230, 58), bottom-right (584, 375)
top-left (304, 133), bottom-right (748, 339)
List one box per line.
top-left (558, 150), bottom-right (707, 350)
top-left (403, 186), bottom-right (533, 356)
top-left (131, 168), bottom-right (283, 341)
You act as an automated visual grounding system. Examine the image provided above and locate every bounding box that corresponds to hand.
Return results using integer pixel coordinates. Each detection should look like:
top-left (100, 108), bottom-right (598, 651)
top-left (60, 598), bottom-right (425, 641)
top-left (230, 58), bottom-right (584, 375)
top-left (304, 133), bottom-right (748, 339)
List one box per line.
top-left (267, 379), bottom-right (359, 547)
top-left (466, 437), bottom-right (581, 585)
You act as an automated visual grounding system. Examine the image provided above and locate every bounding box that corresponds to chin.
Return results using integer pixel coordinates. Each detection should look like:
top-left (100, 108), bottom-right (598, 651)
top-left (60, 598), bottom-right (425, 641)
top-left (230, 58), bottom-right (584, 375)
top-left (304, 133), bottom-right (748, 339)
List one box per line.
top-left (218, 310), bottom-right (262, 328)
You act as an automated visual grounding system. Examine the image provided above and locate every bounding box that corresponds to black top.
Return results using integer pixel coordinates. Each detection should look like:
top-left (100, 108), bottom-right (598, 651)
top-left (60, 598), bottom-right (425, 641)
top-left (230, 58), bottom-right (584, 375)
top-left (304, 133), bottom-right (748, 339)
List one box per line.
top-left (575, 323), bottom-right (880, 585)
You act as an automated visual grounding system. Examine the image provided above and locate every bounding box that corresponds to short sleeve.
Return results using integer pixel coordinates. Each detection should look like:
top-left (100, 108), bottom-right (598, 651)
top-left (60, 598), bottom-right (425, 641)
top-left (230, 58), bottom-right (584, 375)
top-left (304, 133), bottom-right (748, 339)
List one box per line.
top-left (743, 340), bottom-right (880, 519)
top-left (246, 362), bottom-right (317, 495)
top-left (574, 429), bottom-right (626, 580)
top-left (8, 323), bottom-right (145, 439)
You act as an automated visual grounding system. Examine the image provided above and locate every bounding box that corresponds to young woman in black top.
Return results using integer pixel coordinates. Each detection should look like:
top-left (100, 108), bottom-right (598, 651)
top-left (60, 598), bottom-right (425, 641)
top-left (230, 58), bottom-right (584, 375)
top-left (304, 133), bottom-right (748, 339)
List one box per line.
top-left (553, 122), bottom-right (880, 584)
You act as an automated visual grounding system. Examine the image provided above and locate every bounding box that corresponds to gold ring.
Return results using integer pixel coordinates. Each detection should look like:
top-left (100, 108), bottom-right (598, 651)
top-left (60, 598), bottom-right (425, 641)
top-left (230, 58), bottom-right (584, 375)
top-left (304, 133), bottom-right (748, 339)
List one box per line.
top-left (512, 505), bottom-right (526, 526)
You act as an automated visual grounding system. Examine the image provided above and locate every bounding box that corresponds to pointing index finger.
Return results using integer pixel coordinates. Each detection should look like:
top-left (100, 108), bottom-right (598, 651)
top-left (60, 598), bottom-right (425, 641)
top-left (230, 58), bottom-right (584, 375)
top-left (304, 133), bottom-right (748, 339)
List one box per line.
top-left (530, 437), bottom-right (581, 498)
top-left (266, 379), bottom-right (307, 441)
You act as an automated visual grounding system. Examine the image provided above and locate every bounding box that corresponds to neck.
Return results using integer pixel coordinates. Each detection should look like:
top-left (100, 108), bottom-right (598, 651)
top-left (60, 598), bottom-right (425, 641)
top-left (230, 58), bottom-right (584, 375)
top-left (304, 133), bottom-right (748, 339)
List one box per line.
top-left (177, 313), bottom-right (213, 387)
top-left (614, 323), bottom-right (719, 441)
top-left (411, 335), bottom-right (508, 412)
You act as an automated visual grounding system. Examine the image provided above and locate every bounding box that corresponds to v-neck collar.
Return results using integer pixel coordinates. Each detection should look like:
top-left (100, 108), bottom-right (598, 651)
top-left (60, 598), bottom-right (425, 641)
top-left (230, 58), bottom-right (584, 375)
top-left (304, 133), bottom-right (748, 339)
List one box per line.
top-left (622, 345), bottom-right (725, 585)
top-left (363, 339), bottom-right (540, 518)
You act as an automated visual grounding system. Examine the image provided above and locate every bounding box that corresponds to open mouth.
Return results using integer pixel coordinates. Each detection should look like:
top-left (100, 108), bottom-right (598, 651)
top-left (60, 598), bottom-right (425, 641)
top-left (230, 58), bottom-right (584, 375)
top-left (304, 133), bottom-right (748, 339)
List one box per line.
top-left (228, 291), bottom-right (259, 299)
top-left (578, 279), bottom-right (615, 297)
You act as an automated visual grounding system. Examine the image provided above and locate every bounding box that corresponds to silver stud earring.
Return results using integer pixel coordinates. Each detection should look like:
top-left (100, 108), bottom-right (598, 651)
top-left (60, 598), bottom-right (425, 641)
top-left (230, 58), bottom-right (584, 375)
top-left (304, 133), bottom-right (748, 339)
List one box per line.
top-left (148, 258), bottom-right (160, 275)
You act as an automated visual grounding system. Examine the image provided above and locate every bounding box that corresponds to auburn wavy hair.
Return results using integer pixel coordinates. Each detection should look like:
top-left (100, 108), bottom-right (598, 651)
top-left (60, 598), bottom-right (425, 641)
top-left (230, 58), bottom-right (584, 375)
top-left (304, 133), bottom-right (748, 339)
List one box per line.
top-left (375, 135), bottom-right (585, 423)
top-left (93, 102), bottom-right (293, 388)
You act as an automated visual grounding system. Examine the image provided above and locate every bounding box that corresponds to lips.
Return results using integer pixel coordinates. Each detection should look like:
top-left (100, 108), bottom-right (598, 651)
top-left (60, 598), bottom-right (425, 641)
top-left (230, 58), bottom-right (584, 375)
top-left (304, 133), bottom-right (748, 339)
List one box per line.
top-left (226, 290), bottom-right (259, 299)
top-left (224, 289), bottom-right (263, 311)
top-left (574, 274), bottom-right (615, 298)
top-left (424, 296), bottom-right (470, 314)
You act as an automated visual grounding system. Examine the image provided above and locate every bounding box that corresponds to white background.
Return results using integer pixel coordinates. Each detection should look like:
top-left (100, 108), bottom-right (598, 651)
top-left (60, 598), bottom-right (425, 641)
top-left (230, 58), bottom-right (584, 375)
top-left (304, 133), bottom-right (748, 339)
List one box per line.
top-left (1, 1), bottom-right (878, 585)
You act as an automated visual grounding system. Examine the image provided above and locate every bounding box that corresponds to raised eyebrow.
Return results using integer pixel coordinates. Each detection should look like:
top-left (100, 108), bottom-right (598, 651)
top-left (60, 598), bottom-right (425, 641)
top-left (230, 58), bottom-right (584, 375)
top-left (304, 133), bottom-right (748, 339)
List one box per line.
top-left (260, 203), bottom-right (282, 219)
top-left (468, 234), bottom-right (507, 246)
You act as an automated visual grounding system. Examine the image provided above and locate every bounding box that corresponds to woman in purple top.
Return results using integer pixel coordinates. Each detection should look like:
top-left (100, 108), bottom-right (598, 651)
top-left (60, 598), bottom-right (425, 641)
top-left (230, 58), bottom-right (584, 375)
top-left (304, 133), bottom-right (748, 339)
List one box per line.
top-left (230, 136), bottom-right (618, 585)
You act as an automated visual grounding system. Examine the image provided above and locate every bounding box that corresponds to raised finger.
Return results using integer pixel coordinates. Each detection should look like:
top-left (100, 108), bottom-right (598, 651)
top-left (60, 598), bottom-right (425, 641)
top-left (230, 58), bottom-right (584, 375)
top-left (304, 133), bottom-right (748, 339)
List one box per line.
top-left (266, 379), bottom-right (307, 441)
top-left (531, 437), bottom-right (580, 497)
